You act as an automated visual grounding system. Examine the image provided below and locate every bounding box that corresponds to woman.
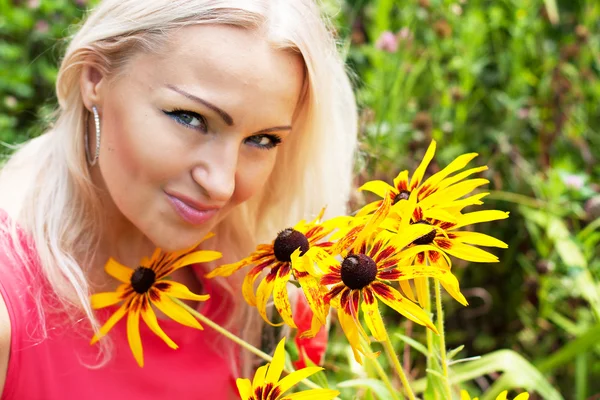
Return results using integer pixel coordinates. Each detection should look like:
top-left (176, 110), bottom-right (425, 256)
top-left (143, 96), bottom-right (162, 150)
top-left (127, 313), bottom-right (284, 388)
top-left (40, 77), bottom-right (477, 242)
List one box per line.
top-left (0, 0), bottom-right (357, 398)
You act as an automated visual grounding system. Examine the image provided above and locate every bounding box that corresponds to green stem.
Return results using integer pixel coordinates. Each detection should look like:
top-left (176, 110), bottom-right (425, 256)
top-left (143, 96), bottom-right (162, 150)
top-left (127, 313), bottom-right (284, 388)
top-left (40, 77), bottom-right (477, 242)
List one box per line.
top-left (382, 334), bottom-right (416, 400)
top-left (434, 280), bottom-right (452, 399)
top-left (424, 278), bottom-right (439, 400)
top-left (171, 298), bottom-right (325, 392)
top-left (368, 349), bottom-right (403, 400)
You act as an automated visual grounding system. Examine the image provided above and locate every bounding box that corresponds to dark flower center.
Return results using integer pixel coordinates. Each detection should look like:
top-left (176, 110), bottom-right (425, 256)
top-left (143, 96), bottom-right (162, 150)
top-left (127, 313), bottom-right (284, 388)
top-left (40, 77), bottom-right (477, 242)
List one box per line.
top-left (273, 228), bottom-right (310, 262)
top-left (392, 190), bottom-right (411, 205)
top-left (130, 267), bottom-right (156, 294)
top-left (411, 220), bottom-right (437, 245)
top-left (341, 254), bottom-right (377, 290)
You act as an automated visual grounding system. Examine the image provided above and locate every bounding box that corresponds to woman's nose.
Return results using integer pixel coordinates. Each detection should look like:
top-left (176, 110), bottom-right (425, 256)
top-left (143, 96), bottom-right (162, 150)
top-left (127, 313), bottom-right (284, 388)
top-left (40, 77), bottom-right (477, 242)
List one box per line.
top-left (190, 145), bottom-right (238, 204)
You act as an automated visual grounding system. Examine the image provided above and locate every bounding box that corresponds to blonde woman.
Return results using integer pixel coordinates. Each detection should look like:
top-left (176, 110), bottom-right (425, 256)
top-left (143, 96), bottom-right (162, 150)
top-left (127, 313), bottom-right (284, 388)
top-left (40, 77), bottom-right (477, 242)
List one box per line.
top-left (0, 1), bottom-right (357, 398)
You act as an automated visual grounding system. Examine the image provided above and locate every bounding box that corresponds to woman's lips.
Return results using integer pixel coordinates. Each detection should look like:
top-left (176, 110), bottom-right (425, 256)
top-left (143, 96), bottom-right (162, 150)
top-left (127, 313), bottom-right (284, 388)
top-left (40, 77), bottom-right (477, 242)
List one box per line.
top-left (166, 193), bottom-right (219, 225)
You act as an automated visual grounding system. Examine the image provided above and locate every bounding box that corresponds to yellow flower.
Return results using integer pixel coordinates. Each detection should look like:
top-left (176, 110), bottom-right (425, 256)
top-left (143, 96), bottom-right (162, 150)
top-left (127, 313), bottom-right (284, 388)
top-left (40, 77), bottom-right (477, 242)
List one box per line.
top-left (391, 196), bottom-right (508, 306)
top-left (461, 389), bottom-right (530, 400)
top-left (318, 195), bottom-right (463, 363)
top-left (90, 233), bottom-right (222, 367)
top-left (357, 139), bottom-right (489, 219)
top-left (206, 210), bottom-right (338, 336)
top-left (236, 338), bottom-right (339, 400)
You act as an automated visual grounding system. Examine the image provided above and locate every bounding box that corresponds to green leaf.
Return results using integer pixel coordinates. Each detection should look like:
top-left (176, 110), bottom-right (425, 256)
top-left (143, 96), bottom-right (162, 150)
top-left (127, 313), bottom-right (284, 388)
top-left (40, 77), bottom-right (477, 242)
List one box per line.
top-left (394, 333), bottom-right (429, 357)
top-left (337, 378), bottom-right (396, 400)
top-left (411, 350), bottom-right (563, 400)
top-left (536, 323), bottom-right (600, 373)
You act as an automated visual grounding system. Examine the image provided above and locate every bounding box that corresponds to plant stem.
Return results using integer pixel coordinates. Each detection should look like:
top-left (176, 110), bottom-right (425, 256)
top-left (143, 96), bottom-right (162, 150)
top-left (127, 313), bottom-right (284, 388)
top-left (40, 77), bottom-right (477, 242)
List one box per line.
top-left (434, 280), bottom-right (452, 399)
top-left (382, 334), bottom-right (416, 400)
top-left (424, 278), bottom-right (440, 400)
top-left (171, 298), bottom-right (325, 391)
top-left (367, 348), bottom-right (403, 400)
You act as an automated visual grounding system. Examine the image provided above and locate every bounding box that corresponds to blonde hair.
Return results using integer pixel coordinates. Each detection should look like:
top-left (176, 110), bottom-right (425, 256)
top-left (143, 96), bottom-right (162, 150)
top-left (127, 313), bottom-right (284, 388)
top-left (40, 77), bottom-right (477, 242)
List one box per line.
top-left (0, 0), bottom-right (357, 377)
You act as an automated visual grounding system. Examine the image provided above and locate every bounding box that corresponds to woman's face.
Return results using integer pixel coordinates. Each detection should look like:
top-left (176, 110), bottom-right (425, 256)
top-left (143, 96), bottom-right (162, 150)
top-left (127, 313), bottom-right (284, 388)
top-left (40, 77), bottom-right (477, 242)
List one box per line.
top-left (84, 25), bottom-right (305, 251)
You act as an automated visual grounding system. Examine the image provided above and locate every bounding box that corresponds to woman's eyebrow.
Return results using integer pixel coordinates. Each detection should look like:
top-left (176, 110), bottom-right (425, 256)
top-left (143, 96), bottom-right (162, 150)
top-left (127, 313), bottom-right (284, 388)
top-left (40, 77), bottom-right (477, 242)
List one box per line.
top-left (166, 84), bottom-right (234, 126)
top-left (255, 126), bottom-right (292, 135)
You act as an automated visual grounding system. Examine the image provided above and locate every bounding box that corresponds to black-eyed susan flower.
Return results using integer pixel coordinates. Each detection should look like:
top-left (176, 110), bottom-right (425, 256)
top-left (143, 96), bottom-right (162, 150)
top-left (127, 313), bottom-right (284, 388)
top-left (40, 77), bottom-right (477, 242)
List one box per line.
top-left (460, 390), bottom-right (529, 400)
top-left (90, 233), bottom-right (222, 367)
top-left (236, 337), bottom-right (339, 400)
top-left (317, 196), bottom-right (463, 363)
top-left (392, 196), bottom-right (508, 306)
top-left (206, 210), bottom-right (338, 336)
top-left (357, 139), bottom-right (489, 220)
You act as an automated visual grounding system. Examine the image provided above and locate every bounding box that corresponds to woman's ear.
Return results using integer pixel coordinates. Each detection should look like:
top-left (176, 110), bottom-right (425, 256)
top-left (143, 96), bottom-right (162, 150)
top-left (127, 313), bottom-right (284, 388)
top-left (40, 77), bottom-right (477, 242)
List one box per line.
top-left (80, 64), bottom-right (106, 111)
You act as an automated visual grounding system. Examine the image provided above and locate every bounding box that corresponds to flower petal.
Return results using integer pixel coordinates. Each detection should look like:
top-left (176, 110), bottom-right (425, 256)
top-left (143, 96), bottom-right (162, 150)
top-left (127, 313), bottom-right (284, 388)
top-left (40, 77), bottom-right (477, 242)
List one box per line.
top-left (393, 170), bottom-right (410, 191)
top-left (361, 289), bottom-right (387, 341)
top-left (414, 277), bottom-right (429, 308)
top-left (438, 192), bottom-right (489, 212)
top-left (126, 299), bottom-right (144, 367)
top-left (496, 391), bottom-right (508, 400)
top-left (307, 247), bottom-right (340, 276)
top-left (281, 389), bottom-right (340, 400)
top-left (294, 258), bottom-right (327, 328)
top-left (450, 231), bottom-right (508, 248)
top-left (337, 307), bottom-right (364, 364)
top-left (158, 280), bottom-right (211, 302)
top-left (392, 223), bottom-right (438, 250)
top-left (352, 194), bottom-right (392, 252)
top-left (436, 239), bottom-right (500, 263)
top-left (356, 201), bottom-right (381, 218)
top-left (420, 154), bottom-right (480, 193)
top-left (410, 140), bottom-right (436, 190)
top-left (140, 298), bottom-right (178, 349)
top-left (423, 207), bottom-right (458, 223)
top-left (272, 266), bottom-right (296, 329)
top-left (398, 280), bottom-right (417, 302)
top-left (453, 210), bottom-right (510, 229)
top-left (90, 299), bottom-right (130, 345)
top-left (513, 393), bottom-right (530, 400)
top-left (242, 261), bottom-right (272, 306)
top-left (170, 250), bottom-right (223, 272)
top-left (436, 165), bottom-right (488, 193)
top-left (418, 178), bottom-right (489, 210)
top-left (105, 258), bottom-right (134, 284)
top-left (252, 364), bottom-right (268, 390)
top-left (371, 282), bottom-right (437, 333)
top-left (153, 293), bottom-right (203, 330)
top-left (256, 275), bottom-right (283, 327)
top-left (358, 180), bottom-right (396, 198)
top-left (90, 291), bottom-right (125, 309)
top-left (460, 390), bottom-right (473, 400)
top-left (265, 338), bottom-right (286, 385)
top-left (236, 378), bottom-right (253, 400)
top-left (275, 366), bottom-right (324, 396)
top-left (205, 260), bottom-right (249, 278)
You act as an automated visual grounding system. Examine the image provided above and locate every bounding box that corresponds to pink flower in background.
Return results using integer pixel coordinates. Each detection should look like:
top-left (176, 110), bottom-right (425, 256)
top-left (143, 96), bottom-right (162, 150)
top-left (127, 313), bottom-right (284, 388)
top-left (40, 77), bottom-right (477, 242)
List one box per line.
top-left (517, 107), bottom-right (530, 120)
top-left (375, 31), bottom-right (399, 53)
top-left (34, 20), bottom-right (49, 34)
top-left (398, 27), bottom-right (411, 40)
top-left (564, 174), bottom-right (585, 190)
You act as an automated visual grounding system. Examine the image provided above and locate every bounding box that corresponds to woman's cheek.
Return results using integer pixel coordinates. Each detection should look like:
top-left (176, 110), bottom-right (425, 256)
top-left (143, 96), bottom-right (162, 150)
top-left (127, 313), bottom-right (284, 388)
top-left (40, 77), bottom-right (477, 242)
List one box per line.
top-left (233, 154), bottom-right (277, 204)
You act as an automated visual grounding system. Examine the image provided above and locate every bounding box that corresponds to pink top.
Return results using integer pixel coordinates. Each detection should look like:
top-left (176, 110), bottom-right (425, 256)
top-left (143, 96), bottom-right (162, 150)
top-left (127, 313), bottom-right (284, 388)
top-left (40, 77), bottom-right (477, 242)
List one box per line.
top-left (0, 210), bottom-right (238, 400)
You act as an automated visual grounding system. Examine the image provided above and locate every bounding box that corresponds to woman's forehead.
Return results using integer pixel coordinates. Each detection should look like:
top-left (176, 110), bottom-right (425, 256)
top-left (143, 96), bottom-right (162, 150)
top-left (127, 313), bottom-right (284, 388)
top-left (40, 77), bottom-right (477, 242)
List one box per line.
top-left (117, 24), bottom-right (305, 128)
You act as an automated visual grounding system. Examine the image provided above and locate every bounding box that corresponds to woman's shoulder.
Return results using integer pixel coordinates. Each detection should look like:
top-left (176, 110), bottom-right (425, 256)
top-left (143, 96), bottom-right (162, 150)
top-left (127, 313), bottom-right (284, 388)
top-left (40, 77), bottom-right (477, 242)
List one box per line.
top-left (0, 209), bottom-right (35, 398)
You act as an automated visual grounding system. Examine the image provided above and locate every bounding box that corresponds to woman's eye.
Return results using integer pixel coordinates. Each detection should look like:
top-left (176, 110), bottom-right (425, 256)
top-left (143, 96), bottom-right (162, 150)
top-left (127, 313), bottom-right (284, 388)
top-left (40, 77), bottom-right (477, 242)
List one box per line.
top-left (246, 134), bottom-right (282, 150)
top-left (164, 109), bottom-right (208, 132)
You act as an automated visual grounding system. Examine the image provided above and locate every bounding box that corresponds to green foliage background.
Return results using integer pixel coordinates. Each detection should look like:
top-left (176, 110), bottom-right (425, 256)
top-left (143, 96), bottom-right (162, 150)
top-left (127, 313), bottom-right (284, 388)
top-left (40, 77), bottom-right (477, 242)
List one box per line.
top-left (1, 0), bottom-right (599, 398)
